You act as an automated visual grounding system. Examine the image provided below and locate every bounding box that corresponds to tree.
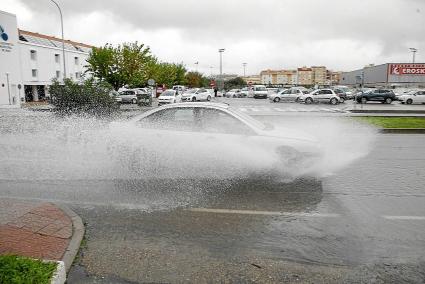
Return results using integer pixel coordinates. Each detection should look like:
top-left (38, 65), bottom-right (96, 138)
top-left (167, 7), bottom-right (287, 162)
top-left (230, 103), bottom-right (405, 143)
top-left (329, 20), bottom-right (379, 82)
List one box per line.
top-left (185, 72), bottom-right (209, 88)
top-left (85, 42), bottom-right (154, 90)
top-left (224, 77), bottom-right (247, 90)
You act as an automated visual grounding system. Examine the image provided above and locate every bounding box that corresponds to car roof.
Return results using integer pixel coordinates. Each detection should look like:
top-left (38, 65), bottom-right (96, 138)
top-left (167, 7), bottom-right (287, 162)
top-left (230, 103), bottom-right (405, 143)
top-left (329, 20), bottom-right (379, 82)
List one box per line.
top-left (161, 102), bottom-right (229, 109)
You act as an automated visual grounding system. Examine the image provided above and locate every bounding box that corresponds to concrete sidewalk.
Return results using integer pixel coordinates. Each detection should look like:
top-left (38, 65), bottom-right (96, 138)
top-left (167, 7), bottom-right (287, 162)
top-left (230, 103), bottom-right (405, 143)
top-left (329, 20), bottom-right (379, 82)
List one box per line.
top-left (0, 198), bottom-right (84, 272)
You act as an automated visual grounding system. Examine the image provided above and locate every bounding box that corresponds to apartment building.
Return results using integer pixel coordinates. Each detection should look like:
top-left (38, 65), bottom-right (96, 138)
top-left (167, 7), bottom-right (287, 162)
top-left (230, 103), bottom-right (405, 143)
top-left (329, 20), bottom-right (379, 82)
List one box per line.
top-left (311, 66), bottom-right (327, 85)
top-left (0, 10), bottom-right (92, 105)
top-left (241, 75), bottom-right (261, 84)
top-left (260, 69), bottom-right (297, 85)
top-left (296, 67), bottom-right (313, 86)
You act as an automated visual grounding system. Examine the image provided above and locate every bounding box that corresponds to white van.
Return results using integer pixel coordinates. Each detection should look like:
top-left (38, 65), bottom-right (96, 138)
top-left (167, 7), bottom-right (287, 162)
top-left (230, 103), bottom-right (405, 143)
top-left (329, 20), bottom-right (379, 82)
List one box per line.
top-left (249, 85), bottom-right (268, 99)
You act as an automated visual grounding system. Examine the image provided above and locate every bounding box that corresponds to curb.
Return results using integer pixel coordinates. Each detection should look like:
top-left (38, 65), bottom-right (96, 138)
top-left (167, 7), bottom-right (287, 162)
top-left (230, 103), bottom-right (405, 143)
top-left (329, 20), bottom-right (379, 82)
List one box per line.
top-left (379, 128), bottom-right (425, 134)
top-left (51, 261), bottom-right (66, 284)
top-left (350, 109), bottom-right (425, 114)
top-left (56, 205), bottom-right (85, 273)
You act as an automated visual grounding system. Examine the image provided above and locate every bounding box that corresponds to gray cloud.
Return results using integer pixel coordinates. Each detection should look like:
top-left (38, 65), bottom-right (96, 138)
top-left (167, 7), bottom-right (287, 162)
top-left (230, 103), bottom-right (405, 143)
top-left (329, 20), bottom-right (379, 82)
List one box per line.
top-left (9, 0), bottom-right (425, 74)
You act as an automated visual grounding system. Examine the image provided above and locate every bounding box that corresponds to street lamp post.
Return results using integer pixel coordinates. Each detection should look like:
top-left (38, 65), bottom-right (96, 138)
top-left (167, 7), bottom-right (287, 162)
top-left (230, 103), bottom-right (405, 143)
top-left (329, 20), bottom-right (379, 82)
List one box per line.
top-left (409, 48), bottom-right (418, 63)
top-left (218, 48), bottom-right (225, 89)
top-left (242, 63), bottom-right (247, 77)
top-left (194, 61), bottom-right (199, 72)
top-left (49, 0), bottom-right (66, 80)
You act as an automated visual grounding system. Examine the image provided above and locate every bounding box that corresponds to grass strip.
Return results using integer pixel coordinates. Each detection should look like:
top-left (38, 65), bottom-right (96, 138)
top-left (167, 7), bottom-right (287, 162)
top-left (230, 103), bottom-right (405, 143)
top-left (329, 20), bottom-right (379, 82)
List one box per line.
top-left (357, 116), bottom-right (425, 128)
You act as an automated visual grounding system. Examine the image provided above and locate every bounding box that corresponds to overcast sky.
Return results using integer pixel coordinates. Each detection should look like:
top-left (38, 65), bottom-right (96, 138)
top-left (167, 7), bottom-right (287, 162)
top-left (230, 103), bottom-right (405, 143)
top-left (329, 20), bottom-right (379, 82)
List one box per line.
top-left (3, 0), bottom-right (425, 76)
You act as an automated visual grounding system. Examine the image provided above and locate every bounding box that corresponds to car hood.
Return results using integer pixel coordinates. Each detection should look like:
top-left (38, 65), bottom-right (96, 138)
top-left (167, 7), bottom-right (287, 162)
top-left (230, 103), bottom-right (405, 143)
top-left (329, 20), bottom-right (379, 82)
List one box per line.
top-left (258, 126), bottom-right (318, 144)
top-left (158, 96), bottom-right (174, 100)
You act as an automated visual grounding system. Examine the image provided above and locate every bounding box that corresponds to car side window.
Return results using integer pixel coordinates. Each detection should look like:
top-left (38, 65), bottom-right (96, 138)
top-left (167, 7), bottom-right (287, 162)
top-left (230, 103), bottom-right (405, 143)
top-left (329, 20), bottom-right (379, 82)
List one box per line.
top-left (138, 108), bottom-right (196, 131)
top-left (198, 109), bottom-right (254, 135)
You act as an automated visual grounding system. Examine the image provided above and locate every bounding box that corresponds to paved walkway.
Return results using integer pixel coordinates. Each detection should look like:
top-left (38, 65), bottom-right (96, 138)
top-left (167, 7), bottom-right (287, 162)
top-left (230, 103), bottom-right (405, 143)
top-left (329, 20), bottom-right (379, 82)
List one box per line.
top-left (0, 199), bottom-right (72, 261)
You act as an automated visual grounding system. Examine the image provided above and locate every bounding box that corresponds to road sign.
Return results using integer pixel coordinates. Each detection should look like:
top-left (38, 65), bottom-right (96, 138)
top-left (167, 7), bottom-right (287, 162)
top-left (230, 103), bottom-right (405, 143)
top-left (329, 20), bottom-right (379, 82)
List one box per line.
top-left (147, 79), bottom-right (155, 86)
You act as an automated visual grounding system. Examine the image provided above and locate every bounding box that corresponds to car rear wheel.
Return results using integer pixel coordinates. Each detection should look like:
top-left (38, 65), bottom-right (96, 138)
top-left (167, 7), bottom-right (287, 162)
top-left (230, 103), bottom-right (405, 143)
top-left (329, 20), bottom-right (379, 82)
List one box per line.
top-left (385, 98), bottom-right (392, 104)
top-left (361, 97), bottom-right (367, 104)
top-left (339, 97), bottom-right (345, 103)
top-left (273, 97), bottom-right (280, 103)
top-left (295, 97), bottom-right (299, 102)
top-left (330, 98), bottom-right (338, 105)
top-left (406, 99), bottom-right (413, 104)
top-left (207, 96), bottom-right (211, 101)
top-left (192, 97), bottom-right (196, 102)
top-left (131, 98), bottom-right (137, 104)
top-left (305, 97), bottom-right (313, 104)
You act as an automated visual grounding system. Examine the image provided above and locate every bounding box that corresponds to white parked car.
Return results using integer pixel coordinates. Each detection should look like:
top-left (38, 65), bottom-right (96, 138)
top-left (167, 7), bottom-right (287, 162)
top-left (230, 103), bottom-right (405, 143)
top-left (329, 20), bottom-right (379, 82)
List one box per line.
top-left (124, 103), bottom-right (321, 173)
top-left (158, 90), bottom-right (182, 105)
top-left (225, 89), bottom-right (242, 98)
top-left (248, 85), bottom-right (268, 99)
top-left (299, 89), bottom-right (341, 105)
top-left (182, 88), bottom-right (212, 102)
top-left (269, 88), bottom-right (309, 103)
top-left (398, 90), bottom-right (425, 104)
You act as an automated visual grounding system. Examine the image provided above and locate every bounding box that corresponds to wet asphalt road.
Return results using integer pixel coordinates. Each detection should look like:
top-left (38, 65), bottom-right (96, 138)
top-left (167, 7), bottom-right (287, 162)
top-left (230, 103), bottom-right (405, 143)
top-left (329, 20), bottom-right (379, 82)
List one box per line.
top-left (0, 108), bottom-right (425, 283)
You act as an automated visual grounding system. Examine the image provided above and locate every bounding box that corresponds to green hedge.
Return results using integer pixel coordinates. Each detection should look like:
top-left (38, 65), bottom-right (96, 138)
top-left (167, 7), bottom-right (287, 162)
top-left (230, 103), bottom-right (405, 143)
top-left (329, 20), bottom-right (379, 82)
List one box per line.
top-left (0, 255), bottom-right (57, 284)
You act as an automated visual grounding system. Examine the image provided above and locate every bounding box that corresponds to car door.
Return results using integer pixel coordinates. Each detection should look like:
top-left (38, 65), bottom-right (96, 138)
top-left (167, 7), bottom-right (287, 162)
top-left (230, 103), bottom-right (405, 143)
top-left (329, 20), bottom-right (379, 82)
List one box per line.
top-left (417, 91), bottom-right (425, 103)
top-left (279, 89), bottom-right (291, 101)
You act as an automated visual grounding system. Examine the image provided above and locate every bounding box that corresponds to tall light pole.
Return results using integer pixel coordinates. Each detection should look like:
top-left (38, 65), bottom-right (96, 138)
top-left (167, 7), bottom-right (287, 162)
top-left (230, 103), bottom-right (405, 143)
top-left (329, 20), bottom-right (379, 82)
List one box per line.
top-left (242, 63), bottom-right (247, 77)
top-left (409, 48), bottom-right (418, 63)
top-left (49, 0), bottom-right (66, 80)
top-left (218, 49), bottom-right (225, 90)
top-left (194, 61), bottom-right (199, 72)
top-left (209, 66), bottom-right (214, 77)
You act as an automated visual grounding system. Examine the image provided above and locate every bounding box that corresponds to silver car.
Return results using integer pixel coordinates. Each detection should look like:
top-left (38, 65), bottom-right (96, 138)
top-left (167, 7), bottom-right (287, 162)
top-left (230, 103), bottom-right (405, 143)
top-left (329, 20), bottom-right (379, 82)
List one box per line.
top-left (125, 103), bottom-right (321, 173)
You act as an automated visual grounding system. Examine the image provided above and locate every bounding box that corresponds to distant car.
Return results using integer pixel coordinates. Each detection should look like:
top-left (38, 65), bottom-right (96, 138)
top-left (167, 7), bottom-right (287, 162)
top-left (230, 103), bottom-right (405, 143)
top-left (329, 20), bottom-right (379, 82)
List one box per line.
top-left (173, 85), bottom-right (187, 93)
top-left (398, 90), bottom-right (425, 104)
top-left (299, 89), bottom-right (341, 105)
top-left (240, 87), bottom-right (250, 97)
top-left (181, 88), bottom-right (212, 102)
top-left (355, 89), bottom-right (396, 104)
top-left (110, 90), bottom-right (122, 103)
top-left (225, 89), bottom-right (243, 98)
top-left (125, 103), bottom-right (322, 171)
top-left (158, 90), bottom-right (182, 105)
top-left (332, 88), bottom-right (350, 102)
top-left (250, 85), bottom-right (268, 99)
top-left (332, 86), bottom-right (354, 99)
top-left (119, 89), bottom-right (145, 104)
top-left (269, 88), bottom-right (309, 103)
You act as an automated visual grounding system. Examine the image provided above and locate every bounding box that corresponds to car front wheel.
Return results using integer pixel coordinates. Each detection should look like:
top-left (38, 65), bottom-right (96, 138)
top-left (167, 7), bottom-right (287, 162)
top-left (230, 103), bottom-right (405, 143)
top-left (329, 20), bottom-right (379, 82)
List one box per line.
top-left (207, 96), bottom-right (211, 101)
top-left (385, 98), bottom-right (392, 104)
top-left (273, 97), bottom-right (280, 103)
top-left (305, 97), bottom-right (313, 104)
top-left (131, 98), bottom-right (137, 104)
top-left (330, 98), bottom-right (338, 105)
top-left (192, 97), bottom-right (196, 102)
top-left (406, 99), bottom-right (413, 104)
top-left (361, 97), bottom-right (367, 104)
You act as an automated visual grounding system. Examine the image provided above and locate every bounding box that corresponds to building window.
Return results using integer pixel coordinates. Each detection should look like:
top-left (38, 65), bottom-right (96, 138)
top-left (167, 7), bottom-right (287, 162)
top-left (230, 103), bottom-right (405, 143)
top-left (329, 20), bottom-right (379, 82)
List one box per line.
top-left (56, 71), bottom-right (61, 79)
top-left (32, 69), bottom-right (38, 78)
top-left (55, 54), bottom-right (60, 63)
top-left (74, 57), bottom-right (79, 65)
top-left (30, 50), bottom-right (37, 60)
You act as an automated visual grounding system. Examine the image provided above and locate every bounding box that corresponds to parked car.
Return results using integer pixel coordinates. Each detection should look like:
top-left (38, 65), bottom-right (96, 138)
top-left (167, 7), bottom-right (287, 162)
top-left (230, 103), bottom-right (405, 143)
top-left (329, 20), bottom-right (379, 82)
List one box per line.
top-left (332, 88), bottom-right (350, 102)
top-left (118, 89), bottom-right (145, 104)
top-left (332, 85), bottom-right (354, 99)
top-left (225, 89), bottom-right (243, 98)
top-left (269, 88), bottom-right (309, 103)
top-left (299, 89), bottom-right (341, 105)
top-left (250, 85), bottom-right (268, 99)
top-left (158, 90), bottom-right (182, 105)
top-left (125, 103), bottom-right (321, 171)
top-left (355, 89), bottom-right (396, 104)
top-left (206, 88), bottom-right (223, 97)
top-left (109, 90), bottom-right (122, 103)
top-left (240, 87), bottom-right (250, 97)
top-left (181, 88), bottom-right (212, 102)
top-left (398, 90), bottom-right (425, 104)
top-left (173, 85), bottom-right (187, 93)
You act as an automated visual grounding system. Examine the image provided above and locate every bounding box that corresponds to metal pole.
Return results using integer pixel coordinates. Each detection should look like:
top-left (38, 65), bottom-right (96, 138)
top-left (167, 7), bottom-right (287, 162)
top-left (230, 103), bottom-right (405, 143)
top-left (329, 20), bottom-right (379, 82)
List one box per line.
top-left (243, 63), bottom-right (247, 77)
top-left (218, 49), bottom-right (225, 89)
top-left (409, 48), bottom-right (417, 64)
top-left (6, 73), bottom-right (11, 105)
top-left (50, 0), bottom-right (66, 80)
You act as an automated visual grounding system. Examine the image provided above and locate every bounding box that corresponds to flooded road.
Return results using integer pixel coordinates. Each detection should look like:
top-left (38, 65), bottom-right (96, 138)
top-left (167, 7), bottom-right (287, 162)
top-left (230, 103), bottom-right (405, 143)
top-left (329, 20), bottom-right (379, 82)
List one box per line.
top-left (1, 108), bottom-right (424, 283)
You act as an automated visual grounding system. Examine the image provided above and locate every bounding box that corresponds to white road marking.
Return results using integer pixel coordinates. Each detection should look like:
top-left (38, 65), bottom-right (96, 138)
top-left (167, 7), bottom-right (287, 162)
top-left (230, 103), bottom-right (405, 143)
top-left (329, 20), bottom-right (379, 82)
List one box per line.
top-left (382, 215), bottom-right (425, 221)
top-left (239, 108), bottom-right (247, 112)
top-left (188, 208), bottom-right (339, 218)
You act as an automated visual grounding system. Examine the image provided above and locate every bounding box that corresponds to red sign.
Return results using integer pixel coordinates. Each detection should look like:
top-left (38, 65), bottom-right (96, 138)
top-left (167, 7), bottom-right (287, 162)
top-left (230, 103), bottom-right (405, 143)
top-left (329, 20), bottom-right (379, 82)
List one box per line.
top-left (210, 80), bottom-right (216, 87)
top-left (389, 64), bottom-right (425, 75)
top-left (248, 81), bottom-right (252, 85)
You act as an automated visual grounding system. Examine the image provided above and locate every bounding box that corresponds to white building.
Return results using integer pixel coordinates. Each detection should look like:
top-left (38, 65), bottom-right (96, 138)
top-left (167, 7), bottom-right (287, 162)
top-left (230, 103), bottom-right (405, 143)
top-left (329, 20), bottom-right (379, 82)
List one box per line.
top-left (0, 10), bottom-right (92, 106)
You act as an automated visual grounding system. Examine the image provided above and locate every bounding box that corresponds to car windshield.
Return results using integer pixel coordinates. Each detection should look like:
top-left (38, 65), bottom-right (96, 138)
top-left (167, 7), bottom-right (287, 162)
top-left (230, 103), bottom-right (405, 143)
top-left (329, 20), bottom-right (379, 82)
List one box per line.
top-left (161, 90), bottom-right (175, 96)
top-left (185, 89), bottom-right (197, 93)
top-left (120, 91), bottom-right (135, 95)
top-left (229, 107), bottom-right (267, 130)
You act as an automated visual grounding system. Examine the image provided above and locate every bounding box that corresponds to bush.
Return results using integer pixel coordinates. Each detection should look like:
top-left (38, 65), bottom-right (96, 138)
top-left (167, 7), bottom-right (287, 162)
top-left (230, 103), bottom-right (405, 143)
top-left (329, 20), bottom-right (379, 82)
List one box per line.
top-left (0, 255), bottom-right (57, 284)
top-left (49, 78), bottom-right (118, 116)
